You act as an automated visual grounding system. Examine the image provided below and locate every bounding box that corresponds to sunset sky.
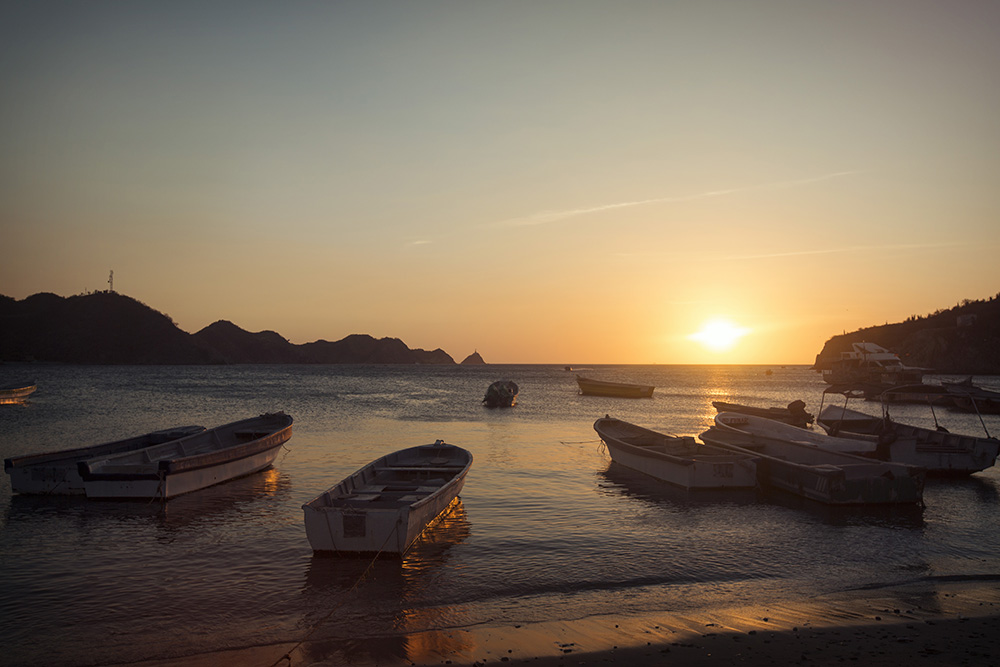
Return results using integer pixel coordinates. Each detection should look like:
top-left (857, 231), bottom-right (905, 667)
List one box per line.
top-left (2, 1), bottom-right (998, 364)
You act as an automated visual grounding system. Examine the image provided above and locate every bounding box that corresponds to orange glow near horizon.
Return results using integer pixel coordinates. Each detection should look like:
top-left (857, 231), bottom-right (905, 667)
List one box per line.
top-left (688, 319), bottom-right (751, 353)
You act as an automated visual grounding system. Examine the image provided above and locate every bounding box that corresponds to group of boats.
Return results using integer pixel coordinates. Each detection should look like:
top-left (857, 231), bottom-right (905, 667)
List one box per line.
top-left (596, 390), bottom-right (1000, 507)
top-left (3, 405), bottom-right (470, 558)
top-left (6, 367), bottom-right (998, 557)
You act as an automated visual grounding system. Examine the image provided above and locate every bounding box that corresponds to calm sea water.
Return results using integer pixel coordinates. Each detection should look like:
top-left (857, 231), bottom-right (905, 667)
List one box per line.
top-left (1, 364), bottom-right (999, 666)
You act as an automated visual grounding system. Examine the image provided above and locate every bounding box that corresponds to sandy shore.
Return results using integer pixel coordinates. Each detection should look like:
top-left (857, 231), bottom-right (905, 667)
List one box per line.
top-left (129, 578), bottom-right (1000, 667)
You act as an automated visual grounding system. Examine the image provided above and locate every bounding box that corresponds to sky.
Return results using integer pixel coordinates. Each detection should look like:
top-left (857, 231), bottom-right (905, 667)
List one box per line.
top-left (1, 1), bottom-right (998, 364)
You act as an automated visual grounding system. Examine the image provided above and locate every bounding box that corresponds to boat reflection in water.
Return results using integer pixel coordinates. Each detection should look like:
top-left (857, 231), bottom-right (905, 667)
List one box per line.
top-left (294, 499), bottom-right (475, 666)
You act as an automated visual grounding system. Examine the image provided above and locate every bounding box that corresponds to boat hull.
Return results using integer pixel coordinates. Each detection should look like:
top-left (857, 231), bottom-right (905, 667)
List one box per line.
top-left (78, 413), bottom-right (292, 499)
top-left (4, 425), bottom-right (205, 495)
top-left (702, 417), bottom-right (925, 505)
top-left (576, 376), bottom-right (654, 398)
top-left (0, 381), bottom-right (37, 404)
top-left (595, 418), bottom-right (757, 489)
top-left (817, 405), bottom-right (999, 475)
top-left (303, 442), bottom-right (472, 556)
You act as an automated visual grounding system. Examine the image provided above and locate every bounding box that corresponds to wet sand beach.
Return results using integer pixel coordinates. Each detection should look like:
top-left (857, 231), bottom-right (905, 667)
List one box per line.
top-left (130, 578), bottom-right (1000, 667)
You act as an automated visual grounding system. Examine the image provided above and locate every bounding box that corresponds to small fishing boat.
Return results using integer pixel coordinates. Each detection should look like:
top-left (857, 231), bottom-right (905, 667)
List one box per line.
top-left (594, 416), bottom-right (757, 489)
top-left (77, 412), bottom-right (293, 499)
top-left (874, 383), bottom-right (952, 405)
top-left (701, 413), bottom-right (925, 505)
top-left (816, 404), bottom-right (999, 475)
top-left (303, 441), bottom-right (472, 556)
top-left (4, 425), bottom-right (205, 495)
top-left (0, 380), bottom-right (36, 404)
top-left (711, 399), bottom-right (814, 428)
top-left (482, 380), bottom-right (518, 408)
top-left (576, 375), bottom-right (654, 398)
top-left (943, 377), bottom-right (1000, 414)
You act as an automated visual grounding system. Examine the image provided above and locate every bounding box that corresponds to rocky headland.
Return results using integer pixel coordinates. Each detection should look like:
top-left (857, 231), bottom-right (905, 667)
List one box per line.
top-left (0, 292), bottom-right (456, 365)
top-left (813, 294), bottom-right (1000, 374)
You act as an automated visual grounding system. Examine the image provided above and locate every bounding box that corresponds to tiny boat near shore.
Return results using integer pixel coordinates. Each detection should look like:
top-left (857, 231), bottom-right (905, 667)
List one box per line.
top-left (701, 413), bottom-right (925, 505)
top-left (4, 425), bottom-right (205, 495)
top-left (0, 380), bottom-right (37, 404)
top-left (594, 416), bottom-right (757, 489)
top-left (77, 412), bottom-right (293, 500)
top-left (576, 375), bottom-right (654, 398)
top-left (303, 441), bottom-right (472, 556)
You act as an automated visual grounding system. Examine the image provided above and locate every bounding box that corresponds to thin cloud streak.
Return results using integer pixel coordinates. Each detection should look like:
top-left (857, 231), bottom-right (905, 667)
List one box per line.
top-left (497, 171), bottom-right (863, 227)
top-left (718, 241), bottom-right (968, 261)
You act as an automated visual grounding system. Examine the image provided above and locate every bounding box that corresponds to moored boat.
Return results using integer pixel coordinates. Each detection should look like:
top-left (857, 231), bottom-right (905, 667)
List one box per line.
top-left (77, 412), bottom-right (293, 499)
top-left (4, 425), bottom-right (205, 495)
top-left (594, 416), bottom-right (757, 489)
top-left (814, 341), bottom-right (927, 386)
top-left (711, 399), bottom-right (814, 428)
top-left (302, 440), bottom-right (472, 556)
top-left (576, 375), bottom-right (654, 398)
top-left (816, 404), bottom-right (999, 475)
top-left (482, 380), bottom-right (518, 408)
top-left (701, 413), bottom-right (925, 505)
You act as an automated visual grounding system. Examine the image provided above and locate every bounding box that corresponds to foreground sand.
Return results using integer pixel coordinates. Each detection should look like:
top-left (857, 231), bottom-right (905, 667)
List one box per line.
top-left (130, 578), bottom-right (1000, 667)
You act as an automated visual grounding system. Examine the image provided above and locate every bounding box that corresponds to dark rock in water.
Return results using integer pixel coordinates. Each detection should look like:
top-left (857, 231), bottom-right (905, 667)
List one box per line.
top-left (461, 351), bottom-right (486, 365)
top-left (483, 380), bottom-right (518, 408)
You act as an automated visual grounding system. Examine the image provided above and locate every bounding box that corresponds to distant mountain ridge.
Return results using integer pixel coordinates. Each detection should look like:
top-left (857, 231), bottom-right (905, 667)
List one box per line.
top-left (0, 292), bottom-right (456, 365)
top-left (813, 294), bottom-right (1000, 375)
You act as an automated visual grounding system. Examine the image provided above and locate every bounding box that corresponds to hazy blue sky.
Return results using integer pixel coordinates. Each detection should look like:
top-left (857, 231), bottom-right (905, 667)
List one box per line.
top-left (2, 1), bottom-right (998, 363)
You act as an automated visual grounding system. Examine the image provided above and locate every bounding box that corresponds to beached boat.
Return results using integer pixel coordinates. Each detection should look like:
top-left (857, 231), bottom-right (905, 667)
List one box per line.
top-left (482, 380), bottom-right (518, 408)
top-left (0, 380), bottom-right (37, 404)
top-left (4, 425), bottom-right (205, 495)
top-left (701, 413), bottom-right (925, 505)
top-left (816, 404), bottom-right (999, 475)
top-left (77, 412), bottom-right (293, 499)
top-left (594, 416), bottom-right (757, 489)
top-left (576, 375), bottom-right (654, 398)
top-left (711, 399), bottom-right (814, 428)
top-left (302, 440), bottom-right (472, 556)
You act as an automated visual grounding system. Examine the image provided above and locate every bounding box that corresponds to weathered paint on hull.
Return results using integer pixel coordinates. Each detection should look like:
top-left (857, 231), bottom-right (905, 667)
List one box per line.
top-left (603, 441), bottom-right (757, 490)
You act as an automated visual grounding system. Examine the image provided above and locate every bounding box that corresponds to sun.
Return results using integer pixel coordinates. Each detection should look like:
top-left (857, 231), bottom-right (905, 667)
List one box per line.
top-left (689, 318), bottom-right (750, 351)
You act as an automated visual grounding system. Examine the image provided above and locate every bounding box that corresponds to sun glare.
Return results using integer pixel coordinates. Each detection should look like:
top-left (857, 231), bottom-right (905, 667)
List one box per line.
top-left (689, 319), bottom-right (750, 352)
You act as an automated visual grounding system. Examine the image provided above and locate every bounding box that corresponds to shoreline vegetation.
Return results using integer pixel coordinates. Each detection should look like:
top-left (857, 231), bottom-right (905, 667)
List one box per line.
top-left (3, 291), bottom-right (1000, 372)
top-left (127, 579), bottom-right (1000, 667)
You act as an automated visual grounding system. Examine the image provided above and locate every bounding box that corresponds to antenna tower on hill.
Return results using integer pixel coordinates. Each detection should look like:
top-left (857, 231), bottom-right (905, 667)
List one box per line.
top-left (108, 270), bottom-right (114, 293)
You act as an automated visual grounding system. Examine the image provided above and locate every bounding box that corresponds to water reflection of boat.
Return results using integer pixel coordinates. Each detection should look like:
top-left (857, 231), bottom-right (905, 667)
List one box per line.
top-left (594, 416), bottom-right (757, 489)
top-left (303, 441), bottom-right (472, 556)
top-left (0, 379), bottom-right (36, 404)
top-left (295, 500), bottom-right (473, 666)
top-left (5, 425), bottom-right (205, 495)
top-left (576, 375), bottom-right (654, 398)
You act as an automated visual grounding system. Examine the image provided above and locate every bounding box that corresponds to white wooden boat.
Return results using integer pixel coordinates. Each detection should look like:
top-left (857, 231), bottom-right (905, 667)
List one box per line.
top-left (712, 400), bottom-right (814, 428)
top-left (594, 416), bottom-right (757, 489)
top-left (0, 380), bottom-right (36, 404)
top-left (303, 441), bottom-right (472, 556)
top-left (4, 425), bottom-right (205, 495)
top-left (817, 404), bottom-right (1000, 475)
top-left (576, 375), bottom-right (654, 398)
top-left (78, 412), bottom-right (293, 499)
top-left (701, 413), bottom-right (925, 505)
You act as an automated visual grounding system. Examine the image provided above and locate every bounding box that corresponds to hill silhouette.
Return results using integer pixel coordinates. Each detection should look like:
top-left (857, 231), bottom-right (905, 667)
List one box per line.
top-left (0, 292), bottom-right (455, 365)
top-left (813, 294), bottom-right (1000, 374)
